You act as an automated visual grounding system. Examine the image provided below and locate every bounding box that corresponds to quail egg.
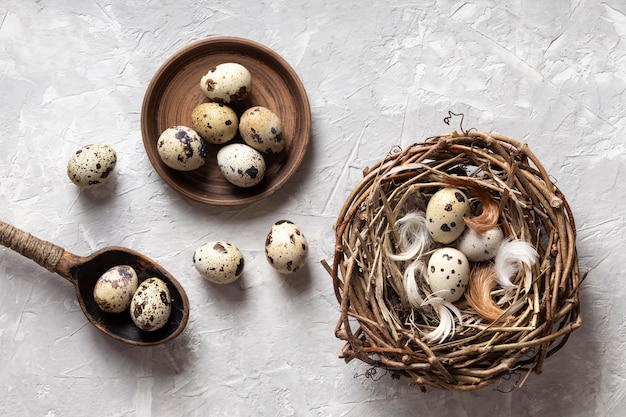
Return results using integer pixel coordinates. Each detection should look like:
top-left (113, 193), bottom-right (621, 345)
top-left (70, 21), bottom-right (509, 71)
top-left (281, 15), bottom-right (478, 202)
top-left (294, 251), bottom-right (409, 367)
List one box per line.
top-left (239, 106), bottom-right (285, 154)
top-left (426, 247), bottom-right (470, 303)
top-left (130, 277), bottom-right (171, 332)
top-left (425, 187), bottom-right (470, 244)
top-left (456, 226), bottom-right (504, 262)
top-left (67, 144), bottom-right (117, 188)
top-left (265, 220), bottom-right (308, 274)
top-left (191, 102), bottom-right (239, 144)
top-left (193, 241), bottom-right (244, 284)
top-left (93, 265), bottom-right (138, 313)
top-left (200, 62), bottom-right (252, 104)
top-left (217, 143), bottom-right (266, 188)
top-left (157, 126), bottom-right (207, 171)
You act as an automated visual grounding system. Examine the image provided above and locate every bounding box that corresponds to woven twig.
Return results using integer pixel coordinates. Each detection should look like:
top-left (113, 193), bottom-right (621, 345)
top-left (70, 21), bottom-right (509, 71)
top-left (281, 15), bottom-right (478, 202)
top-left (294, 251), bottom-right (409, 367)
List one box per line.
top-left (325, 131), bottom-right (583, 391)
top-left (0, 220), bottom-right (64, 272)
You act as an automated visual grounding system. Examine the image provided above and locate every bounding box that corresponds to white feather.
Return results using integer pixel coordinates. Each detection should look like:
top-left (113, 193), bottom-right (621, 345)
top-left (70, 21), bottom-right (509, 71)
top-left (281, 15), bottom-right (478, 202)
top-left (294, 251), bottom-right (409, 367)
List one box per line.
top-left (387, 211), bottom-right (432, 261)
top-left (494, 238), bottom-right (539, 291)
top-left (421, 295), bottom-right (463, 343)
top-left (403, 259), bottom-right (426, 308)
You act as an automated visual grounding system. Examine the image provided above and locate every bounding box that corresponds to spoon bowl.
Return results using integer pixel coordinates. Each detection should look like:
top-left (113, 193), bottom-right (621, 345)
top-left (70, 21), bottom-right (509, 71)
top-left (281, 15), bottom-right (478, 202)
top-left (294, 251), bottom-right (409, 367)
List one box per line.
top-left (0, 220), bottom-right (189, 346)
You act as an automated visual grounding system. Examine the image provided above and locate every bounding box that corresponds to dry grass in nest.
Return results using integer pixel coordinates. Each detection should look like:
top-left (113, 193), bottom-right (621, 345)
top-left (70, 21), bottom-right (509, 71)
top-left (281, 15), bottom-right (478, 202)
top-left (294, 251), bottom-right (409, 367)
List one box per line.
top-left (323, 130), bottom-right (584, 391)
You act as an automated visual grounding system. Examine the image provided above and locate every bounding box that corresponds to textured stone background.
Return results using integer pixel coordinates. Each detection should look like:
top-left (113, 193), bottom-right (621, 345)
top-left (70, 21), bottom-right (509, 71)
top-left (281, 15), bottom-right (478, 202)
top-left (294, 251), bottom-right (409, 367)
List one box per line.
top-left (0, 0), bottom-right (622, 415)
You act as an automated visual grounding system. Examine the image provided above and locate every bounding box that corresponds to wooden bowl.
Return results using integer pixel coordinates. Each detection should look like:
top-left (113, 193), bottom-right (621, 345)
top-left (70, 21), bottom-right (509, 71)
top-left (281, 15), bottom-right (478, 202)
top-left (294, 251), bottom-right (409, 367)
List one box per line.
top-left (141, 37), bottom-right (311, 206)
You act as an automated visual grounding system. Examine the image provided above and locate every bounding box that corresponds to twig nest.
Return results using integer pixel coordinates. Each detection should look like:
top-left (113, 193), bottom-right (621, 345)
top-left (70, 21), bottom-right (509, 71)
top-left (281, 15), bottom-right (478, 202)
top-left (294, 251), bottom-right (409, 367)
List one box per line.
top-left (326, 131), bottom-right (583, 391)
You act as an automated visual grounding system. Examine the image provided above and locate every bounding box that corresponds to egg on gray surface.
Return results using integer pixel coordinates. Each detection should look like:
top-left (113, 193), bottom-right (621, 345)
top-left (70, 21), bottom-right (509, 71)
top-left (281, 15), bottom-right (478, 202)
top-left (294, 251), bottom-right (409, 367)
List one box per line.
top-left (216, 143), bottom-right (266, 188)
top-left (67, 144), bottom-right (117, 188)
top-left (456, 226), bottom-right (504, 262)
top-left (130, 277), bottom-right (171, 332)
top-left (200, 62), bottom-right (252, 104)
top-left (193, 241), bottom-right (244, 284)
top-left (191, 102), bottom-right (239, 144)
top-left (265, 220), bottom-right (308, 274)
top-left (425, 187), bottom-right (470, 244)
top-left (426, 247), bottom-right (470, 303)
top-left (93, 265), bottom-right (139, 313)
top-left (157, 126), bottom-right (207, 171)
top-left (239, 106), bottom-right (285, 154)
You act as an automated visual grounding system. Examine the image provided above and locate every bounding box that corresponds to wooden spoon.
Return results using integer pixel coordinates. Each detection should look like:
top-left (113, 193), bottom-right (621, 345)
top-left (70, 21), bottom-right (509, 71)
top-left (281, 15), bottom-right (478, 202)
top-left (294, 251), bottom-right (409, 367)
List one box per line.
top-left (0, 220), bottom-right (189, 346)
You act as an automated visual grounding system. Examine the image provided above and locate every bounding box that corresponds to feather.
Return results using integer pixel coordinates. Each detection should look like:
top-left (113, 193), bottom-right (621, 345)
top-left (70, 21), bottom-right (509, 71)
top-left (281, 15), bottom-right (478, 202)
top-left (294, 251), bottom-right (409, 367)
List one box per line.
top-left (403, 259), bottom-right (426, 308)
top-left (443, 176), bottom-right (500, 234)
top-left (494, 238), bottom-right (539, 291)
top-left (387, 211), bottom-right (432, 261)
top-left (421, 295), bottom-right (463, 343)
top-left (465, 264), bottom-right (507, 321)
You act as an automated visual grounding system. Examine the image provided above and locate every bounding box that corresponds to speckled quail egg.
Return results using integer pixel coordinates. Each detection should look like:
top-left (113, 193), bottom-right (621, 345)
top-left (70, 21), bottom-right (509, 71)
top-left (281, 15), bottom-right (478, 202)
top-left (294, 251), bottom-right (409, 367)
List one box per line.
top-left (130, 277), bottom-right (171, 332)
top-left (193, 241), bottom-right (244, 284)
top-left (265, 220), bottom-right (308, 274)
top-left (425, 187), bottom-right (470, 244)
top-left (239, 106), bottom-right (285, 154)
top-left (426, 247), bottom-right (470, 303)
top-left (191, 102), bottom-right (239, 144)
top-left (217, 143), bottom-right (266, 188)
top-left (456, 226), bottom-right (504, 262)
top-left (67, 144), bottom-right (117, 188)
top-left (200, 62), bottom-right (252, 104)
top-left (93, 265), bottom-right (139, 313)
top-left (157, 126), bottom-right (207, 171)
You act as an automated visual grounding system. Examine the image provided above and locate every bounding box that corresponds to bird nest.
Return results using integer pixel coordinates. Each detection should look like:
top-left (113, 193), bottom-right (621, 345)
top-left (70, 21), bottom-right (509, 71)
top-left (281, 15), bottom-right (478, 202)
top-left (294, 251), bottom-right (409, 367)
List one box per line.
top-left (324, 130), bottom-right (583, 391)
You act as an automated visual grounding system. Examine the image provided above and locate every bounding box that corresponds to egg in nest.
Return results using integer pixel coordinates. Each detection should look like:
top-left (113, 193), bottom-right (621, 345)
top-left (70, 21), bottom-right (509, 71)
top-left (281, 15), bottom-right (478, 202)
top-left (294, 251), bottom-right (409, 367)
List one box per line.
top-left (425, 187), bottom-right (470, 244)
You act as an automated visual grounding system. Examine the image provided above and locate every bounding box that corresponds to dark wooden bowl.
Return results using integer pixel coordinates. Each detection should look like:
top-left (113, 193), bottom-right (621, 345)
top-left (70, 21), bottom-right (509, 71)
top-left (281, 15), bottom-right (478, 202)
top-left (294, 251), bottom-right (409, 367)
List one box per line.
top-left (141, 37), bottom-right (311, 206)
top-left (67, 247), bottom-right (189, 346)
top-left (0, 220), bottom-right (189, 346)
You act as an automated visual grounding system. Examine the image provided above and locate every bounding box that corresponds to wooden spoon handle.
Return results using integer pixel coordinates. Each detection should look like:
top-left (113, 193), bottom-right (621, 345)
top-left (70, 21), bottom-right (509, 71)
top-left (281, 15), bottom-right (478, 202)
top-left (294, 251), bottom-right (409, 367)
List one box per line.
top-left (0, 220), bottom-right (65, 273)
